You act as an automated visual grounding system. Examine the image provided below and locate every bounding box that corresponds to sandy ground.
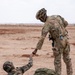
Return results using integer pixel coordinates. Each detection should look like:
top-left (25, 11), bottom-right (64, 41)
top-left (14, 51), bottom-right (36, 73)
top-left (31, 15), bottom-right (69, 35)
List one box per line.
top-left (0, 25), bottom-right (75, 75)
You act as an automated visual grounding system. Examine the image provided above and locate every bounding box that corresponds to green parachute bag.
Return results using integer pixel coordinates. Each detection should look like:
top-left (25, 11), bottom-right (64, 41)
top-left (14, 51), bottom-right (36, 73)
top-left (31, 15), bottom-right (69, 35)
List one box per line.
top-left (33, 68), bottom-right (57, 75)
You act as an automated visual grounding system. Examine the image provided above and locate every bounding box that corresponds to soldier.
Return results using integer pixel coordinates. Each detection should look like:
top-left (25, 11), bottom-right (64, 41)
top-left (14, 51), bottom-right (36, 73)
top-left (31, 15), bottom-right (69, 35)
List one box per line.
top-left (32, 8), bottom-right (73, 75)
top-left (3, 55), bottom-right (33, 75)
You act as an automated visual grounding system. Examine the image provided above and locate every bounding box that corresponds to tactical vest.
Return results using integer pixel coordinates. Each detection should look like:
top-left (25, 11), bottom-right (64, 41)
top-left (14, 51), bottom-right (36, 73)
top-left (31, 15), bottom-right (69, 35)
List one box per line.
top-left (48, 15), bottom-right (67, 40)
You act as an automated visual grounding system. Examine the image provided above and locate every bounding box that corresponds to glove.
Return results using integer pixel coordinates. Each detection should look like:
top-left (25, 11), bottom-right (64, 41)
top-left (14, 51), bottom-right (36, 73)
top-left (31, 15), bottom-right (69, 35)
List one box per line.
top-left (32, 49), bottom-right (37, 55)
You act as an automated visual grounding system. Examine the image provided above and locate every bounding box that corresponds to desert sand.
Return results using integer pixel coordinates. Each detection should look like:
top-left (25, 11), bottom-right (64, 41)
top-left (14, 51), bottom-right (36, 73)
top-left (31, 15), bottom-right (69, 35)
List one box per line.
top-left (0, 25), bottom-right (75, 75)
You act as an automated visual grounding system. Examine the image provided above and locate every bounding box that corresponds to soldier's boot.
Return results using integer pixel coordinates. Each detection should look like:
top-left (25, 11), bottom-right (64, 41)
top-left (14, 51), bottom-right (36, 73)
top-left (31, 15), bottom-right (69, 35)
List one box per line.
top-left (53, 48), bottom-right (61, 75)
top-left (63, 44), bottom-right (73, 75)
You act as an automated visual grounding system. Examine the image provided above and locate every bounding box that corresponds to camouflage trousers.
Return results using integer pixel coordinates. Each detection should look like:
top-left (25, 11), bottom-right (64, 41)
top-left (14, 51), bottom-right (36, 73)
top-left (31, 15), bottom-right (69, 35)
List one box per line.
top-left (52, 43), bottom-right (73, 75)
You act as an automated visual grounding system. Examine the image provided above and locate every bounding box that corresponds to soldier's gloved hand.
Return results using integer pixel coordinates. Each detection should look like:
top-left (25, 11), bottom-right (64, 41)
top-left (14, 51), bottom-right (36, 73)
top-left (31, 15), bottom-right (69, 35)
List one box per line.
top-left (32, 49), bottom-right (37, 56)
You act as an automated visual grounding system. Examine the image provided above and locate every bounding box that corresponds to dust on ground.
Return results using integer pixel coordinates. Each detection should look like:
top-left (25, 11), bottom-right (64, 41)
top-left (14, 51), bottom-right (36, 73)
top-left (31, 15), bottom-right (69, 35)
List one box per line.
top-left (0, 25), bottom-right (75, 75)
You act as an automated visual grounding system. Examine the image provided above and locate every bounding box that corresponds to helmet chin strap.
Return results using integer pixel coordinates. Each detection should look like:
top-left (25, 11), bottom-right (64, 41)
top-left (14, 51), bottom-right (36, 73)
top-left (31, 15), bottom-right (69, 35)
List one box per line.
top-left (39, 14), bottom-right (47, 22)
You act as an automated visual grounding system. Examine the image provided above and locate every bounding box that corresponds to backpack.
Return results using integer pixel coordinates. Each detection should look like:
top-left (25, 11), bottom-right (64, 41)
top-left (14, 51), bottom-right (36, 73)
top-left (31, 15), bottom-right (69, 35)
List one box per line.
top-left (51, 15), bottom-right (68, 28)
top-left (33, 68), bottom-right (57, 75)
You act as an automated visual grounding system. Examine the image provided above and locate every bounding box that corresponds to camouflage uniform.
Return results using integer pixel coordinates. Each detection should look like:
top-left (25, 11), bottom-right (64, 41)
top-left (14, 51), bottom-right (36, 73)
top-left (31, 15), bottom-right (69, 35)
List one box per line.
top-left (35, 8), bottom-right (73, 75)
top-left (34, 68), bottom-right (57, 75)
top-left (3, 56), bottom-right (33, 75)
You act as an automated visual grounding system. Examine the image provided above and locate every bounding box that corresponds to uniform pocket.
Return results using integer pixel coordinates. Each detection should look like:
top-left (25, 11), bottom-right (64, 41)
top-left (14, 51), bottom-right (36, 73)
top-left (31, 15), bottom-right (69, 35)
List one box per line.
top-left (64, 43), bottom-right (70, 54)
top-left (52, 47), bottom-right (59, 56)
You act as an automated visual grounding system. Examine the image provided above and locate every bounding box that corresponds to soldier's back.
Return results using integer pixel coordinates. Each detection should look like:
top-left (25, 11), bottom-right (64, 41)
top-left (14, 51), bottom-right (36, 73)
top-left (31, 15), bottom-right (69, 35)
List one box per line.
top-left (44, 16), bottom-right (68, 48)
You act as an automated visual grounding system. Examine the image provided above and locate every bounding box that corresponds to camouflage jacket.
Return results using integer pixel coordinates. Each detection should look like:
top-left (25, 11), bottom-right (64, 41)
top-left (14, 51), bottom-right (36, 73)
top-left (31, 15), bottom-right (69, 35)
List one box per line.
top-left (36, 15), bottom-right (68, 50)
top-left (33, 68), bottom-right (57, 75)
top-left (8, 57), bottom-right (33, 75)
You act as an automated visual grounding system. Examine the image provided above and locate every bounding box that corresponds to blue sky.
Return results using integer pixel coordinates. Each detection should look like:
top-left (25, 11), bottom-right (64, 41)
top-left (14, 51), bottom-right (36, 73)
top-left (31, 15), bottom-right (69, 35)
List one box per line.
top-left (0, 0), bottom-right (75, 23)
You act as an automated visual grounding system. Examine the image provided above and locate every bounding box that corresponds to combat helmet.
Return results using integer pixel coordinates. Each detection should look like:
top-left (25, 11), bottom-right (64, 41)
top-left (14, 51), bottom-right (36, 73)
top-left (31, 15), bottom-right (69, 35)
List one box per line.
top-left (36, 8), bottom-right (47, 20)
top-left (33, 68), bottom-right (57, 75)
top-left (3, 61), bottom-right (15, 73)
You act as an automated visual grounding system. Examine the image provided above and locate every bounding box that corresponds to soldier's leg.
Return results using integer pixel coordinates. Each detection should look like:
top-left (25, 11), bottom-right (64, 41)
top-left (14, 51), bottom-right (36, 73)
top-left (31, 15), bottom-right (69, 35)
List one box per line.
top-left (53, 47), bottom-right (61, 75)
top-left (63, 44), bottom-right (73, 75)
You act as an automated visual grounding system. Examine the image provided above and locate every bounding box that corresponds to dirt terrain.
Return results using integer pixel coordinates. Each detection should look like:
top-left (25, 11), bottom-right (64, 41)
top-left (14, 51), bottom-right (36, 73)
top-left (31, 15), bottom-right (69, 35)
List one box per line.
top-left (0, 25), bottom-right (75, 75)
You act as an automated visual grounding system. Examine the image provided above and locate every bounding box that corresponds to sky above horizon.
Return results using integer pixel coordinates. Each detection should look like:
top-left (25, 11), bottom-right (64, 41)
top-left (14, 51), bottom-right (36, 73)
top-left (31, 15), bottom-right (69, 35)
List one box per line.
top-left (0, 0), bottom-right (75, 24)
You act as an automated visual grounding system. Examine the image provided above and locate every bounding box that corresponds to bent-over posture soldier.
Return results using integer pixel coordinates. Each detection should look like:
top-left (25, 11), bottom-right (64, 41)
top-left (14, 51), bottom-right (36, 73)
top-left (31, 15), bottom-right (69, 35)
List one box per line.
top-left (32, 8), bottom-right (73, 75)
top-left (3, 55), bottom-right (33, 75)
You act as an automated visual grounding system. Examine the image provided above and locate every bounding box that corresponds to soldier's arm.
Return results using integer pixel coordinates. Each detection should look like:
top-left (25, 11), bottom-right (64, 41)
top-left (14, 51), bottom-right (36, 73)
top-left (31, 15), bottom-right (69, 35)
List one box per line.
top-left (20, 55), bottom-right (33, 73)
top-left (35, 25), bottom-right (49, 50)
